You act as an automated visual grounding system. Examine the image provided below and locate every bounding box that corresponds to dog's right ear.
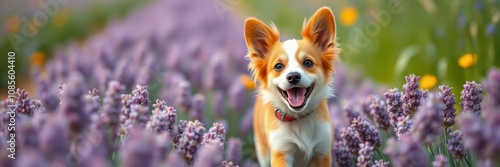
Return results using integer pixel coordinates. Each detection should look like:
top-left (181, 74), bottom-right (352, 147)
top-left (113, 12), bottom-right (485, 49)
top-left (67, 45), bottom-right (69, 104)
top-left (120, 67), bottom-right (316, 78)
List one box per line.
top-left (244, 18), bottom-right (280, 60)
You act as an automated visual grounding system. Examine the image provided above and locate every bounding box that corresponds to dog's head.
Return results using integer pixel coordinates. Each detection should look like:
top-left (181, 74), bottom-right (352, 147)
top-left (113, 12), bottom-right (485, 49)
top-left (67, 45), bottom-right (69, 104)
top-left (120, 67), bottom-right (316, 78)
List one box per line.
top-left (244, 7), bottom-right (340, 115)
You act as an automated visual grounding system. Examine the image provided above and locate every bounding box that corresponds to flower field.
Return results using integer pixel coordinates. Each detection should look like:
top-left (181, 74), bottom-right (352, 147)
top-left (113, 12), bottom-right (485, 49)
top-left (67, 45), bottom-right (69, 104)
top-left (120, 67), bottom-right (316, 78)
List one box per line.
top-left (0, 0), bottom-right (499, 167)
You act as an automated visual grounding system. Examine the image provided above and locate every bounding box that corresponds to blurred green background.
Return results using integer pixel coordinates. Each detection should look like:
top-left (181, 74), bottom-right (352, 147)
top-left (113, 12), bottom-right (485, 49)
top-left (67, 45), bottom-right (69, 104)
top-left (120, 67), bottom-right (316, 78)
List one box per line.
top-left (1, 0), bottom-right (499, 98)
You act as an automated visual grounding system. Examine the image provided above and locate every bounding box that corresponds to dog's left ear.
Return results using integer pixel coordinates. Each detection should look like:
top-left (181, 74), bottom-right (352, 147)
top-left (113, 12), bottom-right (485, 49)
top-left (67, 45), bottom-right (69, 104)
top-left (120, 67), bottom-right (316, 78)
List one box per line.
top-left (302, 7), bottom-right (336, 51)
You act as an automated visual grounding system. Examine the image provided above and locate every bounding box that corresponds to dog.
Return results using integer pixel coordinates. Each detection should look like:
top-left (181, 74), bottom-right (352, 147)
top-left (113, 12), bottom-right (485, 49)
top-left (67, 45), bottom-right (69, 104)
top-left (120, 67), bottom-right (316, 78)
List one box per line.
top-left (244, 7), bottom-right (340, 167)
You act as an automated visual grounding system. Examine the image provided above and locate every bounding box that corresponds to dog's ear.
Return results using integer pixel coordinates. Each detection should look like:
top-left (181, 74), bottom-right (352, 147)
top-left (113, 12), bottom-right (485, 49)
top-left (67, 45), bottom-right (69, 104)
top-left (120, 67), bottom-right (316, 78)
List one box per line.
top-left (302, 7), bottom-right (336, 51)
top-left (244, 18), bottom-right (280, 59)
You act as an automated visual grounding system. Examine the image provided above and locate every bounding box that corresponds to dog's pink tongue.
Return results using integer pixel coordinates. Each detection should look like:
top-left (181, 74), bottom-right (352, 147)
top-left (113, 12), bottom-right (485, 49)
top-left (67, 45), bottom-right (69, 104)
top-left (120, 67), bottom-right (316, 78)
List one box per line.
top-left (286, 88), bottom-right (306, 107)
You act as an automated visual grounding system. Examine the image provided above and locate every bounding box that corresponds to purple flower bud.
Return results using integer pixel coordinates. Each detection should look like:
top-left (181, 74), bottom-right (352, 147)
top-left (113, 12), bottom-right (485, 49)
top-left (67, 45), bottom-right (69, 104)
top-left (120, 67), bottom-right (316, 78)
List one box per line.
top-left (411, 94), bottom-right (444, 144)
top-left (357, 142), bottom-right (374, 167)
top-left (213, 90), bottom-right (225, 117)
top-left (384, 88), bottom-right (406, 129)
top-left (154, 132), bottom-right (173, 162)
top-left (147, 100), bottom-right (177, 134)
top-left (222, 161), bottom-right (239, 167)
top-left (395, 115), bottom-right (413, 139)
top-left (59, 74), bottom-right (90, 136)
top-left (39, 115), bottom-right (70, 160)
top-left (229, 82), bottom-right (246, 111)
top-left (341, 127), bottom-right (361, 156)
top-left (360, 96), bottom-right (374, 117)
top-left (436, 85), bottom-right (456, 128)
top-left (15, 88), bottom-right (43, 116)
top-left (333, 141), bottom-right (354, 167)
top-left (483, 68), bottom-right (500, 106)
top-left (447, 130), bottom-right (466, 159)
top-left (101, 81), bottom-right (124, 132)
top-left (369, 96), bottom-right (390, 130)
top-left (190, 94), bottom-right (206, 122)
top-left (178, 120), bottom-right (206, 163)
top-left (225, 138), bottom-right (242, 165)
top-left (402, 74), bottom-right (428, 115)
top-left (240, 109), bottom-right (254, 134)
top-left (432, 155), bottom-right (449, 167)
top-left (121, 104), bottom-right (149, 136)
top-left (458, 112), bottom-right (487, 157)
top-left (206, 56), bottom-right (227, 90)
top-left (384, 136), bottom-right (428, 167)
top-left (177, 80), bottom-right (192, 110)
top-left (121, 128), bottom-right (155, 167)
top-left (192, 143), bottom-right (223, 167)
top-left (351, 116), bottom-right (381, 150)
top-left (131, 85), bottom-right (151, 106)
top-left (485, 23), bottom-right (497, 36)
top-left (343, 101), bottom-right (361, 126)
top-left (372, 159), bottom-right (389, 167)
top-left (202, 122), bottom-right (226, 149)
top-left (460, 81), bottom-right (483, 115)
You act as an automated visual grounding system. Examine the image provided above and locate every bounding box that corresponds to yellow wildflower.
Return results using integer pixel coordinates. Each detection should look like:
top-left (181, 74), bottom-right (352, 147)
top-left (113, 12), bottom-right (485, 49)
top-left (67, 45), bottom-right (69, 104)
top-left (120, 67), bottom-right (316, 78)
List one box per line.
top-left (340, 6), bottom-right (358, 27)
top-left (420, 74), bottom-right (437, 90)
top-left (6, 15), bottom-right (20, 32)
top-left (458, 53), bottom-right (477, 68)
top-left (31, 51), bottom-right (46, 67)
top-left (240, 75), bottom-right (256, 90)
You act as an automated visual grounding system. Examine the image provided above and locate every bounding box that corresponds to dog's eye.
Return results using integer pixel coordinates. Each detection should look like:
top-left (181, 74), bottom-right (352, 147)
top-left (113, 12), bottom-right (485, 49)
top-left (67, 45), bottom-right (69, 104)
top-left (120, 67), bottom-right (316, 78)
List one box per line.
top-left (274, 63), bottom-right (284, 71)
top-left (303, 59), bottom-right (314, 68)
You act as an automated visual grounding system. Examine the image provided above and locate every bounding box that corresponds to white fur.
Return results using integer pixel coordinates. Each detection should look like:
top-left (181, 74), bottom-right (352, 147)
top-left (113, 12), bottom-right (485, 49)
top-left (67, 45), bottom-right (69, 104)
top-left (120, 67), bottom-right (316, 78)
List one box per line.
top-left (268, 113), bottom-right (332, 166)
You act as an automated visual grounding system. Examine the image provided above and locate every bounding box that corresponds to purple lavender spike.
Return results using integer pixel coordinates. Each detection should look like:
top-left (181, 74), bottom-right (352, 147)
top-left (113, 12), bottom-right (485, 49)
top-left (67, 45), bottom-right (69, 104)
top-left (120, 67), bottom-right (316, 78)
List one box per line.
top-left (213, 90), bottom-right (225, 117)
top-left (460, 81), bottom-right (483, 115)
top-left (341, 127), bottom-right (361, 156)
top-left (357, 142), bottom-right (374, 167)
top-left (436, 85), bottom-right (456, 128)
top-left (395, 115), bottom-right (413, 139)
top-left (458, 112), bottom-right (487, 157)
top-left (447, 130), bottom-right (466, 159)
top-left (333, 141), bottom-right (354, 167)
top-left (351, 116), bottom-right (381, 150)
top-left (121, 128), bottom-right (155, 167)
top-left (190, 94), bottom-right (206, 122)
top-left (225, 138), bottom-right (242, 165)
top-left (372, 159), bottom-right (389, 167)
top-left (192, 143), bottom-right (224, 167)
top-left (369, 96), bottom-right (390, 130)
top-left (342, 101), bottom-right (361, 126)
top-left (402, 74), bottom-right (428, 115)
top-left (384, 88), bottom-right (406, 129)
top-left (411, 94), bottom-right (444, 144)
top-left (432, 155), bottom-right (449, 167)
top-left (229, 82), bottom-right (246, 111)
top-left (384, 136), bottom-right (428, 167)
top-left (178, 120), bottom-right (206, 163)
top-left (483, 68), bottom-right (500, 105)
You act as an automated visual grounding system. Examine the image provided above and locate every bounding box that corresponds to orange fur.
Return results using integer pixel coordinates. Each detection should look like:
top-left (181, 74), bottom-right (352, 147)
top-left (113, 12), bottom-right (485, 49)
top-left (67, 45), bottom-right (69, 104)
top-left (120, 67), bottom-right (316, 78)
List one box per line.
top-left (246, 7), bottom-right (339, 167)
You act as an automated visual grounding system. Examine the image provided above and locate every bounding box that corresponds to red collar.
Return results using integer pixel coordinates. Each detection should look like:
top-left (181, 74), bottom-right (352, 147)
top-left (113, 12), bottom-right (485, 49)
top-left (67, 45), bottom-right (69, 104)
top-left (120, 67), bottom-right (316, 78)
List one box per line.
top-left (274, 109), bottom-right (311, 122)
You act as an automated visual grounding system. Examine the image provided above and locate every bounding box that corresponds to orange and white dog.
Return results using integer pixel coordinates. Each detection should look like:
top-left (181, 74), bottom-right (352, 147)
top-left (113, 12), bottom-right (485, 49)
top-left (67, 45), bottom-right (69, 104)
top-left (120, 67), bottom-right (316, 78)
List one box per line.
top-left (244, 7), bottom-right (339, 167)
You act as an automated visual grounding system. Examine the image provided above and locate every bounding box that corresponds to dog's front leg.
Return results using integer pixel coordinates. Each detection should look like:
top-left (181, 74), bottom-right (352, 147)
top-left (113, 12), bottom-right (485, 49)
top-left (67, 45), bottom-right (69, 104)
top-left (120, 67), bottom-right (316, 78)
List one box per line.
top-left (310, 152), bottom-right (332, 167)
top-left (270, 149), bottom-right (292, 167)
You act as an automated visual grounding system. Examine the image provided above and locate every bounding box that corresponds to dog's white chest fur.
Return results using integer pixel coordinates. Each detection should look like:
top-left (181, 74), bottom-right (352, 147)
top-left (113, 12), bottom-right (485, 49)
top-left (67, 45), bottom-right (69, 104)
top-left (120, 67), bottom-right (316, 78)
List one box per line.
top-left (268, 114), bottom-right (332, 166)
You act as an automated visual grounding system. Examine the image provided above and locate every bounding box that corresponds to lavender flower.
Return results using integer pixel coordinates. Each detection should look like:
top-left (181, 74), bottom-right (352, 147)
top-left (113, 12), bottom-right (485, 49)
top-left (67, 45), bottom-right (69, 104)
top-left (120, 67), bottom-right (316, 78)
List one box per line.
top-left (369, 96), bottom-right (390, 130)
top-left (147, 100), bottom-right (176, 134)
top-left (15, 88), bottom-right (43, 116)
top-left (202, 122), bottom-right (226, 149)
top-left (101, 81), bottom-right (124, 132)
top-left (189, 94), bottom-right (206, 122)
top-left (357, 142), bottom-right (374, 167)
top-left (436, 85), bottom-right (456, 128)
top-left (411, 94), bottom-right (443, 144)
top-left (225, 138), bottom-right (242, 165)
top-left (384, 136), bottom-right (428, 167)
top-left (372, 160), bottom-right (389, 167)
top-left (121, 104), bottom-right (150, 135)
top-left (341, 127), bottom-right (361, 156)
top-left (38, 115), bottom-right (70, 161)
top-left (457, 112), bottom-right (487, 157)
top-left (130, 85), bottom-right (151, 106)
top-left (222, 161), bottom-right (239, 167)
top-left (229, 82), bottom-right (246, 111)
top-left (333, 141), bottom-right (354, 167)
top-left (59, 75), bottom-right (90, 136)
top-left (192, 143), bottom-right (223, 167)
top-left (483, 68), bottom-right (500, 106)
top-left (460, 81), bottom-right (484, 115)
top-left (176, 80), bottom-right (192, 110)
top-left (343, 101), bottom-right (361, 126)
top-left (447, 130), bottom-right (466, 159)
top-left (384, 88), bottom-right (405, 128)
top-left (121, 128), bottom-right (155, 167)
top-left (178, 120), bottom-right (206, 163)
top-left (402, 74), bottom-right (428, 115)
top-left (395, 115), bottom-right (413, 139)
top-left (351, 116), bottom-right (381, 150)
top-left (239, 108), bottom-right (253, 134)
top-left (432, 155), bottom-right (449, 167)
top-left (213, 90), bottom-right (225, 117)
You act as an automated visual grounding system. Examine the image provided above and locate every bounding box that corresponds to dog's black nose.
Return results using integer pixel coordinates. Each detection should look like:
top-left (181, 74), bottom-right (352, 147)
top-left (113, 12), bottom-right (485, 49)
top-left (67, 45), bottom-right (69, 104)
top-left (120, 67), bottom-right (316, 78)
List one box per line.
top-left (286, 72), bottom-right (301, 84)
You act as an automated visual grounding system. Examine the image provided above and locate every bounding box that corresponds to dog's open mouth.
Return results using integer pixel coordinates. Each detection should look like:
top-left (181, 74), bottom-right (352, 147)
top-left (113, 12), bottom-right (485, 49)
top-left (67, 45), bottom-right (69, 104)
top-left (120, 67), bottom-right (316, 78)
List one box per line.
top-left (278, 84), bottom-right (314, 109)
